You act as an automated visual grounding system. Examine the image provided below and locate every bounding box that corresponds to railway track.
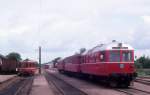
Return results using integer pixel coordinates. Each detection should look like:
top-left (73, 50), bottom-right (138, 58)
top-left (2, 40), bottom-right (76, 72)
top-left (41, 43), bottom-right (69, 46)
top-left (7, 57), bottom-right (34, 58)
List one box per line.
top-left (0, 76), bottom-right (19, 91)
top-left (0, 76), bottom-right (33, 95)
top-left (138, 76), bottom-right (150, 79)
top-left (135, 78), bottom-right (150, 85)
top-left (116, 87), bottom-right (150, 95)
top-left (45, 72), bottom-right (87, 95)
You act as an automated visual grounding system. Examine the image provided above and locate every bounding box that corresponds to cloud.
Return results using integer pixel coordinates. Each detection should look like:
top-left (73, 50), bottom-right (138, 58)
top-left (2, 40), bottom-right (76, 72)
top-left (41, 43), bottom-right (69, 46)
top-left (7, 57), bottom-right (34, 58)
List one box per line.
top-left (142, 15), bottom-right (150, 24)
top-left (0, 0), bottom-right (150, 62)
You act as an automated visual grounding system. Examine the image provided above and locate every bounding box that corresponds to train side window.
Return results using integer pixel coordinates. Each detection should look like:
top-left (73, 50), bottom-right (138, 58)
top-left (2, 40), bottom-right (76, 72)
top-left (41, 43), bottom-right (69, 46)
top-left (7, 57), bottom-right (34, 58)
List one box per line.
top-left (100, 55), bottom-right (104, 60)
top-left (25, 63), bottom-right (27, 67)
top-left (95, 53), bottom-right (100, 62)
top-left (93, 54), bottom-right (96, 63)
top-left (82, 56), bottom-right (84, 63)
top-left (100, 52), bottom-right (105, 62)
top-left (84, 56), bottom-right (86, 63)
top-left (86, 56), bottom-right (89, 63)
top-left (92, 54), bottom-right (95, 63)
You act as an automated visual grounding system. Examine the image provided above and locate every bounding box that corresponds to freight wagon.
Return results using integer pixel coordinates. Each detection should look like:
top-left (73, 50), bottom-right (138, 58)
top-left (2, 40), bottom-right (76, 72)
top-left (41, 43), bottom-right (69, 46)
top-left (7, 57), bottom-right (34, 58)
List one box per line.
top-left (0, 54), bottom-right (18, 74)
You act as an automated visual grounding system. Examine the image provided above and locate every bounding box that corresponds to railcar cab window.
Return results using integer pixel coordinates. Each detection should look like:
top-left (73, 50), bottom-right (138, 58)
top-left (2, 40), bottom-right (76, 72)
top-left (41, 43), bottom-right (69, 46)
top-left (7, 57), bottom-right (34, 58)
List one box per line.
top-left (122, 51), bottom-right (132, 62)
top-left (109, 51), bottom-right (120, 62)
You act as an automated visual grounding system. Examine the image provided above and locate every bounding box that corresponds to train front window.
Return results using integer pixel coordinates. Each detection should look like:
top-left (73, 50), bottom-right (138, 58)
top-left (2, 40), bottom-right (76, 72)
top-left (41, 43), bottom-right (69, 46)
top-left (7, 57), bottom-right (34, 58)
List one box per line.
top-left (109, 51), bottom-right (120, 62)
top-left (122, 51), bottom-right (132, 62)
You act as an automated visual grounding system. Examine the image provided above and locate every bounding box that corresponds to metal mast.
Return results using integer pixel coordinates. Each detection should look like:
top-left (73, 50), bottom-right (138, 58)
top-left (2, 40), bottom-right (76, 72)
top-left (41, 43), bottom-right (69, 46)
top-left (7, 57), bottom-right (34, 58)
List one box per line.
top-left (39, 46), bottom-right (41, 74)
top-left (38, 0), bottom-right (42, 74)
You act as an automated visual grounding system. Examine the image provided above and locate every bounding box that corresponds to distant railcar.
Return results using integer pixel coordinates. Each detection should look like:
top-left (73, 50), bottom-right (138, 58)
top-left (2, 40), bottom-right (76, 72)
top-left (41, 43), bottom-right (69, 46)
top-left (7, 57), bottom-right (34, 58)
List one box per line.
top-left (57, 41), bottom-right (137, 87)
top-left (18, 60), bottom-right (37, 76)
top-left (44, 64), bottom-right (49, 69)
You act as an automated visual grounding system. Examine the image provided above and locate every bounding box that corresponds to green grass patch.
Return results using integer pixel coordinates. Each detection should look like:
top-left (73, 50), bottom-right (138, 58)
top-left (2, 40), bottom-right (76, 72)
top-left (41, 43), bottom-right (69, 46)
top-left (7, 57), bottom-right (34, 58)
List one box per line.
top-left (136, 69), bottom-right (150, 77)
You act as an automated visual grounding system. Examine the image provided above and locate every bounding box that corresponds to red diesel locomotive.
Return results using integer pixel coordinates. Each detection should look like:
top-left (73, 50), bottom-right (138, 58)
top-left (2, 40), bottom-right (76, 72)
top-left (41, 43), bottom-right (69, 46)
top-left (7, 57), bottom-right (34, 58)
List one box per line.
top-left (57, 41), bottom-right (137, 87)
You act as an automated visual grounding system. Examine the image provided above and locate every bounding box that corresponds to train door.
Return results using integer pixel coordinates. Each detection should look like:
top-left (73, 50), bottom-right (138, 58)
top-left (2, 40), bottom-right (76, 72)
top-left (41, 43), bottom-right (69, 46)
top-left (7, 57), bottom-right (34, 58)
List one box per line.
top-left (108, 50), bottom-right (121, 73)
top-left (99, 51), bottom-right (106, 75)
top-left (121, 50), bottom-right (134, 73)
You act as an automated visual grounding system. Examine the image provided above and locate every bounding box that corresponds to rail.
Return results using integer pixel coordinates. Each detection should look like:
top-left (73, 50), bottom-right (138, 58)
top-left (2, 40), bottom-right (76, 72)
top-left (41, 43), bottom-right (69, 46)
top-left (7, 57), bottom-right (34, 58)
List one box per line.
top-left (0, 76), bottom-right (33, 95)
top-left (45, 71), bottom-right (87, 95)
top-left (116, 87), bottom-right (150, 95)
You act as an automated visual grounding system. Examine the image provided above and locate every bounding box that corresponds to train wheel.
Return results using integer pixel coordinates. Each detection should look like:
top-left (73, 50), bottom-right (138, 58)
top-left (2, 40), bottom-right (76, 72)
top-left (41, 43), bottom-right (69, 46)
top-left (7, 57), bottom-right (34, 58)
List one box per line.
top-left (109, 81), bottom-right (118, 88)
top-left (120, 84), bottom-right (129, 88)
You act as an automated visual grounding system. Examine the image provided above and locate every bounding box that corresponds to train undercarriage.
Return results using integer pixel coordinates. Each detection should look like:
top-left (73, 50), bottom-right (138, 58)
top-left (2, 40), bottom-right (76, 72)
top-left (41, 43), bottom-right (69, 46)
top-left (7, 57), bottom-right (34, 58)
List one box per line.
top-left (58, 70), bottom-right (137, 88)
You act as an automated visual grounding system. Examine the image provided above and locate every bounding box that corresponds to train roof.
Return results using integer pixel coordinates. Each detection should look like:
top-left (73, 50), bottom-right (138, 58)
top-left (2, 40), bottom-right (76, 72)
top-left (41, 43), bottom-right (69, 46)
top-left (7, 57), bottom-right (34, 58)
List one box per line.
top-left (21, 59), bottom-right (38, 63)
top-left (82, 41), bottom-right (134, 55)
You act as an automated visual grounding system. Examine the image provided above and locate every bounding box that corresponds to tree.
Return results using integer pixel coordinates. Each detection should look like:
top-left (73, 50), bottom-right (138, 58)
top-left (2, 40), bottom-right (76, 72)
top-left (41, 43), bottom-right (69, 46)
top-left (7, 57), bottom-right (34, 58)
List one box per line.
top-left (52, 57), bottom-right (61, 68)
top-left (80, 48), bottom-right (86, 54)
top-left (135, 56), bottom-right (150, 69)
top-left (6, 52), bottom-right (22, 61)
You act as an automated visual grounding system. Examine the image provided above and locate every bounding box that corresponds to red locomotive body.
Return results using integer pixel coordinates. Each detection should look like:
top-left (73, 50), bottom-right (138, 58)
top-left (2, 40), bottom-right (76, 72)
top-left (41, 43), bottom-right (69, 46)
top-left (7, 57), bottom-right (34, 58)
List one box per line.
top-left (57, 41), bottom-right (137, 87)
top-left (18, 59), bottom-right (37, 76)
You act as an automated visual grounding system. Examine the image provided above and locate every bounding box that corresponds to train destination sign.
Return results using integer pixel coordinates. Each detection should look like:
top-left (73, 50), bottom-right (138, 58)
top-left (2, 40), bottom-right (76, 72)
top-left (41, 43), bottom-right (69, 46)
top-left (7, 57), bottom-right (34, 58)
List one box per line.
top-left (112, 47), bottom-right (128, 49)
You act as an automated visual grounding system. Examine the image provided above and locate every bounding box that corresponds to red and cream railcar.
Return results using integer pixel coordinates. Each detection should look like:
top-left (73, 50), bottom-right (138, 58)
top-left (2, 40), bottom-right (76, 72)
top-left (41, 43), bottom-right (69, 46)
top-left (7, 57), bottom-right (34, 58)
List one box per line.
top-left (58, 41), bottom-right (137, 87)
top-left (18, 60), bottom-right (37, 76)
top-left (44, 64), bottom-right (49, 69)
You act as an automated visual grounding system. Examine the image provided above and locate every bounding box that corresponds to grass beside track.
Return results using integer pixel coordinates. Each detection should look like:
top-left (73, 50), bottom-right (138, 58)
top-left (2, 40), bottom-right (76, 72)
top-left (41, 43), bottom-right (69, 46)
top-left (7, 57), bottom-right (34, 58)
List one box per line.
top-left (137, 69), bottom-right (150, 77)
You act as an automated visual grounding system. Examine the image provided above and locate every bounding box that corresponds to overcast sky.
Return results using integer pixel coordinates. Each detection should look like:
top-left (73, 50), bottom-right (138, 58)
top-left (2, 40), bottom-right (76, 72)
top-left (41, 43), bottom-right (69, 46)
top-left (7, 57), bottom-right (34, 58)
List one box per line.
top-left (0, 0), bottom-right (150, 63)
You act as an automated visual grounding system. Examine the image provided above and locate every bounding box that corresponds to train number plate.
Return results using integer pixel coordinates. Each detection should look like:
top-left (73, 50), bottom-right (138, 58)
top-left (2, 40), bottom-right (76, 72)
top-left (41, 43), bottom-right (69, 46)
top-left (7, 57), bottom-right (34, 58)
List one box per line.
top-left (119, 64), bottom-right (124, 69)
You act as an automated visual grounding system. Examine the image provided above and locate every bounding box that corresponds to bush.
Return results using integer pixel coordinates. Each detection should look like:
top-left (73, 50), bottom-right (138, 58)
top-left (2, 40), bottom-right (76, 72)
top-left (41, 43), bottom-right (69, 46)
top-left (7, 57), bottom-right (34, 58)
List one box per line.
top-left (135, 56), bottom-right (150, 69)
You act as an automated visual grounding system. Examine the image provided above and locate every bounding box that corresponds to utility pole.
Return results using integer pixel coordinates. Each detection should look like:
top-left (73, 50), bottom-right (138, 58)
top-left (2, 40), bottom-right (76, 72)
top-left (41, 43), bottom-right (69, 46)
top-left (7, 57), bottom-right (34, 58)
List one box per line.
top-left (39, 46), bottom-right (41, 74)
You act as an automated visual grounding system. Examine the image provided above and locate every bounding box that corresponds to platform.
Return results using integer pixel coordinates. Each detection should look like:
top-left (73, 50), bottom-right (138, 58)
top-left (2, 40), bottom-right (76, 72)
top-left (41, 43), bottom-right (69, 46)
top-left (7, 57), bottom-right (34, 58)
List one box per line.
top-left (29, 74), bottom-right (54, 95)
top-left (0, 75), bottom-right (16, 83)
